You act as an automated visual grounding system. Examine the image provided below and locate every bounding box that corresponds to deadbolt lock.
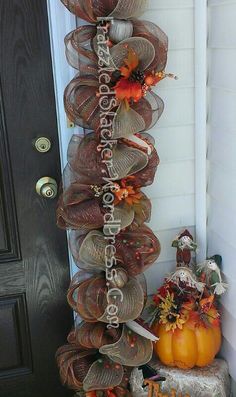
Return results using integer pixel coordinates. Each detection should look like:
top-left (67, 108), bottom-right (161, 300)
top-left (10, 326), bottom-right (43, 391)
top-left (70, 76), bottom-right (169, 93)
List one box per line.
top-left (36, 177), bottom-right (58, 199)
top-left (33, 137), bottom-right (51, 153)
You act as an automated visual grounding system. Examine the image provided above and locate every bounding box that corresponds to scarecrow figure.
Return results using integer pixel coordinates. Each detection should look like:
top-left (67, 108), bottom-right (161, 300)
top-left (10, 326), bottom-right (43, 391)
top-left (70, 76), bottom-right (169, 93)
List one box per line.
top-left (197, 255), bottom-right (228, 296)
top-left (172, 229), bottom-right (197, 267)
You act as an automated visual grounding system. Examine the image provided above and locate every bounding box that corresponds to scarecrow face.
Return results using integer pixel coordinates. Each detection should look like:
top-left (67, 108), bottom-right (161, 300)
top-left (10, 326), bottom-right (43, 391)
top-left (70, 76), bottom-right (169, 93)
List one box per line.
top-left (206, 259), bottom-right (218, 271)
top-left (178, 235), bottom-right (194, 250)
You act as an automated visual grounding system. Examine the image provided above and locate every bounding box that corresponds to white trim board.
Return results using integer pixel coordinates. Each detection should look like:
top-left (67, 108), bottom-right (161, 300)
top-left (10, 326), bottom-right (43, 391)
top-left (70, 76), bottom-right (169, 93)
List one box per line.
top-left (194, 0), bottom-right (207, 261)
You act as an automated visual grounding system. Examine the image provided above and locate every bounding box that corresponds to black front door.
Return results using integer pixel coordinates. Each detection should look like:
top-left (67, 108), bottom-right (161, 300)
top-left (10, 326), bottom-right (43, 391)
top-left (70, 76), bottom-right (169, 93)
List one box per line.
top-left (0, 1), bottom-right (73, 396)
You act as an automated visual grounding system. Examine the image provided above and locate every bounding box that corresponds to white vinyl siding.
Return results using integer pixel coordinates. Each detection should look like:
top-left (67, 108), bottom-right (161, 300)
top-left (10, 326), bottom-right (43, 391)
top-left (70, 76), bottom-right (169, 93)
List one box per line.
top-left (207, 0), bottom-right (236, 380)
top-left (143, 0), bottom-right (196, 292)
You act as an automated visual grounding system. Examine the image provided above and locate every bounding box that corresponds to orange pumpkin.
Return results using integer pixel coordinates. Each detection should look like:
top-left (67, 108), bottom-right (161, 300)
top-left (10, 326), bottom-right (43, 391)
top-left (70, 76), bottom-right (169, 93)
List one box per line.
top-left (153, 322), bottom-right (221, 369)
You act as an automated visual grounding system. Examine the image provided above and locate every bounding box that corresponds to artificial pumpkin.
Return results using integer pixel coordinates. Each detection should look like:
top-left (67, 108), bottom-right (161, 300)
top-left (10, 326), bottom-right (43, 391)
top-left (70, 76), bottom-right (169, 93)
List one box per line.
top-left (153, 321), bottom-right (221, 369)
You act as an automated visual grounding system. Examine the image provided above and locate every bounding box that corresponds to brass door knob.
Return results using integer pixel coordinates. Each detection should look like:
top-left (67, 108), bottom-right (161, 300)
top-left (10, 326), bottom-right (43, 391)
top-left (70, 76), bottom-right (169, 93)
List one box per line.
top-left (36, 177), bottom-right (58, 199)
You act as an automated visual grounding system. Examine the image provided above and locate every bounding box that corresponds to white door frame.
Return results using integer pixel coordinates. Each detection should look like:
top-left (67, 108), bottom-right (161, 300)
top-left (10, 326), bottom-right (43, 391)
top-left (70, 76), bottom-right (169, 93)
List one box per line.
top-left (47, 0), bottom-right (77, 167)
top-left (47, 0), bottom-right (78, 276)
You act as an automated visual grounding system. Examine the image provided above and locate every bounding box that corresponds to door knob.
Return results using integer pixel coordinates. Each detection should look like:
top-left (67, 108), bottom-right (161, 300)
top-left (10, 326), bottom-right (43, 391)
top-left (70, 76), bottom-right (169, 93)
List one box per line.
top-left (36, 177), bottom-right (58, 199)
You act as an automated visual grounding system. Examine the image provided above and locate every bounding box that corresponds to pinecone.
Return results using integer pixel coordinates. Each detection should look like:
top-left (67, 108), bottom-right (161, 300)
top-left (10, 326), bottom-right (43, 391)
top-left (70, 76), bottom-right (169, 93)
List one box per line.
top-left (130, 70), bottom-right (145, 84)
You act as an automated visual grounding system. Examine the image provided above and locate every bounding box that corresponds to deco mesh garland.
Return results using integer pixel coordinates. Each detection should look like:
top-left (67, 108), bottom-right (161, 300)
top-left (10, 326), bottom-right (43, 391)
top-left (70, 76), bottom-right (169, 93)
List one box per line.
top-left (56, 0), bottom-right (176, 395)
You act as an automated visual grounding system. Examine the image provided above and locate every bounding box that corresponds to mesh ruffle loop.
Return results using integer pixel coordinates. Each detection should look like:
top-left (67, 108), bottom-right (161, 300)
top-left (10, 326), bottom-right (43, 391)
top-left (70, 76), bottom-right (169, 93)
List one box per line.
top-left (61, 0), bottom-right (149, 23)
top-left (67, 273), bottom-right (146, 323)
top-left (69, 225), bottom-right (161, 276)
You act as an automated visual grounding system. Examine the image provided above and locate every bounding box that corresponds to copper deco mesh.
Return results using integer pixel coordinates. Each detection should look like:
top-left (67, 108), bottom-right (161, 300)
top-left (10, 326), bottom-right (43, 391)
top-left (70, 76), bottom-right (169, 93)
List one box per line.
top-left (67, 273), bottom-right (146, 323)
top-left (56, 132), bottom-right (157, 231)
top-left (64, 75), bottom-right (164, 135)
top-left (57, 183), bottom-right (151, 231)
top-left (68, 321), bottom-right (122, 349)
top-left (61, 0), bottom-right (148, 23)
top-left (65, 132), bottom-right (159, 185)
top-left (56, 343), bottom-right (125, 392)
top-left (100, 325), bottom-right (153, 366)
top-left (64, 18), bottom-right (167, 77)
top-left (69, 225), bottom-right (161, 276)
top-left (63, 16), bottom-right (168, 134)
top-left (65, 320), bottom-right (133, 395)
top-left (56, 344), bottom-right (97, 390)
top-left (57, 0), bottom-right (169, 392)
